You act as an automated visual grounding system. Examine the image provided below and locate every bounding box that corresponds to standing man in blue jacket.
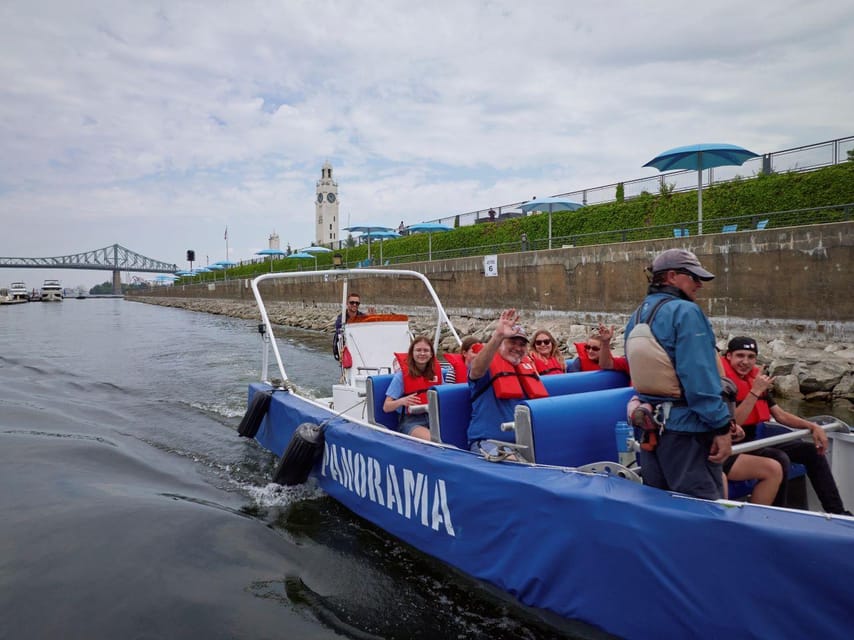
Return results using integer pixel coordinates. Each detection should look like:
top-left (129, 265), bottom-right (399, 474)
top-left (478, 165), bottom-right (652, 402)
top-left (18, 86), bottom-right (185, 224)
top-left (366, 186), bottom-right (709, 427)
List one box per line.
top-left (625, 249), bottom-right (733, 500)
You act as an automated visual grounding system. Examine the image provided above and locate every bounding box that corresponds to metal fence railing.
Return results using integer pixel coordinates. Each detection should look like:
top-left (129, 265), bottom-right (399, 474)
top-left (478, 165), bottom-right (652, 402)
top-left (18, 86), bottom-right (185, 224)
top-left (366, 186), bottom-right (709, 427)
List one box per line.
top-left (425, 135), bottom-right (854, 229)
top-left (376, 203), bottom-right (854, 265)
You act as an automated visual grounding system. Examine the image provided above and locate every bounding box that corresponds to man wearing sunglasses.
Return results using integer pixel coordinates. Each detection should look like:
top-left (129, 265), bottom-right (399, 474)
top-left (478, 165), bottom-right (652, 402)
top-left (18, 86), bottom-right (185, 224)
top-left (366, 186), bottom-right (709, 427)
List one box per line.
top-left (332, 293), bottom-right (374, 360)
top-left (624, 249), bottom-right (733, 500)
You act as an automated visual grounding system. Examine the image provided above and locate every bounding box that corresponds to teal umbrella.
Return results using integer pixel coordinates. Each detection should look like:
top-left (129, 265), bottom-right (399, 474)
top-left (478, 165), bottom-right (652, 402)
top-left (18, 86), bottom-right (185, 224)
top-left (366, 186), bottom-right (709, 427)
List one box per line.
top-left (520, 197), bottom-right (583, 250)
top-left (406, 223), bottom-right (451, 261)
top-left (256, 248), bottom-right (286, 272)
top-left (290, 251), bottom-right (318, 270)
top-left (643, 143), bottom-right (759, 235)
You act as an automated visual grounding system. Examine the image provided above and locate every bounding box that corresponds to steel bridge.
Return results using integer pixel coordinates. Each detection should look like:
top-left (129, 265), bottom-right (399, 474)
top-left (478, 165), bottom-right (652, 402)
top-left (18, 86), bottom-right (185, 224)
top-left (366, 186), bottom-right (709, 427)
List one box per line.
top-left (0, 244), bottom-right (177, 294)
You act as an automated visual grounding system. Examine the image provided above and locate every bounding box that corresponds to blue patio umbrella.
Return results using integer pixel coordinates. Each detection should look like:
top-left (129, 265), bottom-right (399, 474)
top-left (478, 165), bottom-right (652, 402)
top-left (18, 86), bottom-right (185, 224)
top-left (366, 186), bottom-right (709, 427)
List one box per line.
top-left (344, 225), bottom-right (394, 261)
top-left (175, 270), bottom-right (194, 276)
top-left (362, 230), bottom-right (400, 264)
top-left (256, 247), bottom-right (286, 272)
top-left (406, 223), bottom-right (452, 261)
top-left (289, 251), bottom-right (318, 270)
top-left (643, 143), bottom-right (759, 235)
top-left (301, 246), bottom-right (333, 254)
top-left (520, 197), bottom-right (584, 250)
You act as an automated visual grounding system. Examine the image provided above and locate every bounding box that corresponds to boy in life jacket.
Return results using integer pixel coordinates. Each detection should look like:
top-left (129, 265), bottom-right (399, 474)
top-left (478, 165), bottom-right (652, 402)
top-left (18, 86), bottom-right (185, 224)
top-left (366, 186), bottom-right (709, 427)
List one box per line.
top-left (467, 309), bottom-right (548, 457)
top-left (442, 336), bottom-right (483, 384)
top-left (383, 336), bottom-right (444, 441)
top-left (530, 329), bottom-right (566, 375)
top-left (722, 336), bottom-right (850, 515)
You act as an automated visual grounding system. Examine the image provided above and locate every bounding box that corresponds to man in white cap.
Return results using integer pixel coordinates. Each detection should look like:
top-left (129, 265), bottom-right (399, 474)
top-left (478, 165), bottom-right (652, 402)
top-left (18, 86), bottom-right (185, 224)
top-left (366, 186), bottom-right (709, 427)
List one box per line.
top-left (624, 249), bottom-right (733, 500)
top-left (467, 308), bottom-right (548, 456)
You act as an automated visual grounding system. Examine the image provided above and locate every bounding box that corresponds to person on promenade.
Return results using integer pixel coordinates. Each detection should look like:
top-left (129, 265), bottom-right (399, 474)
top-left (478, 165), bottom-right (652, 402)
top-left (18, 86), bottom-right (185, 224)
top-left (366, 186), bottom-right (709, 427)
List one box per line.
top-left (567, 324), bottom-right (630, 375)
top-left (383, 336), bottom-right (444, 441)
top-left (443, 336), bottom-right (482, 384)
top-left (332, 292), bottom-right (375, 361)
top-left (722, 336), bottom-right (851, 514)
top-left (467, 309), bottom-right (548, 457)
top-left (530, 329), bottom-right (566, 375)
top-left (624, 249), bottom-right (733, 500)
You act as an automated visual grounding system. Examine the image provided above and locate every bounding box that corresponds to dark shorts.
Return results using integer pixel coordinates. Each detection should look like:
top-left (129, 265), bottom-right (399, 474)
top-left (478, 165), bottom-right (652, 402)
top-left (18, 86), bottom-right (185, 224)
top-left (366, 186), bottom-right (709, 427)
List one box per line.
top-left (638, 430), bottom-right (724, 500)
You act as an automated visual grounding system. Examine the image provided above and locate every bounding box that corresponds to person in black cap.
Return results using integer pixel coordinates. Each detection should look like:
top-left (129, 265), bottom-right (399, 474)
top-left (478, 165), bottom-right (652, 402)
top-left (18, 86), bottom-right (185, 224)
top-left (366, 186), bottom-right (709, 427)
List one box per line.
top-left (624, 249), bottom-right (733, 500)
top-left (721, 336), bottom-right (850, 514)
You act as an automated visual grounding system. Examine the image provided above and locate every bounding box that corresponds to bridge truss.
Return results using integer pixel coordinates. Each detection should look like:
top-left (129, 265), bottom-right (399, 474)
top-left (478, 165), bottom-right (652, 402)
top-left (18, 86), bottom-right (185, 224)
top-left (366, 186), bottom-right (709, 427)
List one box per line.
top-left (0, 244), bottom-right (177, 273)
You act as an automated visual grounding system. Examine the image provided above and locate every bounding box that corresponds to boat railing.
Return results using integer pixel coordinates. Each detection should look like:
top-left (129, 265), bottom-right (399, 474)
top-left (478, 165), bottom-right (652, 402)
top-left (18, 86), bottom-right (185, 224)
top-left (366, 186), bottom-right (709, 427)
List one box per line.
top-left (730, 416), bottom-right (851, 454)
top-left (250, 268), bottom-right (462, 384)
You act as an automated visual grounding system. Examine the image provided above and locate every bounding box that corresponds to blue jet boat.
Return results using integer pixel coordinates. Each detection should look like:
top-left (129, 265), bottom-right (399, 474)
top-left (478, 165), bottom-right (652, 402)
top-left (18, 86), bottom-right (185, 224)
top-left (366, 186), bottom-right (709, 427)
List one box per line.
top-left (240, 269), bottom-right (854, 640)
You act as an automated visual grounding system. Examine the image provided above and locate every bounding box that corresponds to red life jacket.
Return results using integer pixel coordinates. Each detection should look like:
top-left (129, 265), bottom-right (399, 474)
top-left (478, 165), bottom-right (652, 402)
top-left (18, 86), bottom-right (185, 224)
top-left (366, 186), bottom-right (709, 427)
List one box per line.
top-left (533, 355), bottom-right (563, 375)
top-left (574, 342), bottom-right (601, 371)
top-left (486, 354), bottom-right (549, 399)
top-left (443, 353), bottom-right (468, 383)
top-left (721, 358), bottom-right (771, 425)
top-left (394, 352), bottom-right (443, 409)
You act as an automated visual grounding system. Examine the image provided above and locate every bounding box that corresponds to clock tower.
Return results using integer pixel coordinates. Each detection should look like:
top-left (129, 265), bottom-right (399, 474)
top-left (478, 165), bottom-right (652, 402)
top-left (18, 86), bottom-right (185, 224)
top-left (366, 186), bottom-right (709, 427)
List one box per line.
top-left (315, 161), bottom-right (339, 246)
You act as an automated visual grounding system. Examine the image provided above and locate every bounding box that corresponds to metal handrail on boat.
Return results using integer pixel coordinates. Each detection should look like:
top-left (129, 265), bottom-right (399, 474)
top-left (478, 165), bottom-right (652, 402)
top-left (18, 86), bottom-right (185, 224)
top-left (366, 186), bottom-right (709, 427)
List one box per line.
top-left (250, 268), bottom-right (463, 384)
top-left (730, 416), bottom-right (851, 454)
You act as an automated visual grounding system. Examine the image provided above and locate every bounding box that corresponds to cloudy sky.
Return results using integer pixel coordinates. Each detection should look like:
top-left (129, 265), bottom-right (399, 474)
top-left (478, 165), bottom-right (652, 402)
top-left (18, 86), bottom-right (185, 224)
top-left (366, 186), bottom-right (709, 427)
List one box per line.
top-left (2, 0), bottom-right (852, 289)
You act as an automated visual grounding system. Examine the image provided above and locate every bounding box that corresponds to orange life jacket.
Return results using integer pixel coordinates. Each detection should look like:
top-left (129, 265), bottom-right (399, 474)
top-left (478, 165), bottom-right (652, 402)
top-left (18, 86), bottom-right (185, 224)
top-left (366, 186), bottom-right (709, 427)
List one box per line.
top-left (485, 354), bottom-right (549, 400)
top-left (443, 353), bottom-right (468, 383)
top-left (394, 352), bottom-right (443, 409)
top-left (720, 358), bottom-right (771, 425)
top-left (574, 342), bottom-right (601, 371)
top-left (533, 355), bottom-right (563, 375)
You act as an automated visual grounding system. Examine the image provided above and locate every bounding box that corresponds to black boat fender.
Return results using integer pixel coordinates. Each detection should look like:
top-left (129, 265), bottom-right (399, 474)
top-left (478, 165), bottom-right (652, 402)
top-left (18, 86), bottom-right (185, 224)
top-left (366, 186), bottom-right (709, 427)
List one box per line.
top-left (273, 422), bottom-right (325, 486)
top-left (237, 389), bottom-right (274, 438)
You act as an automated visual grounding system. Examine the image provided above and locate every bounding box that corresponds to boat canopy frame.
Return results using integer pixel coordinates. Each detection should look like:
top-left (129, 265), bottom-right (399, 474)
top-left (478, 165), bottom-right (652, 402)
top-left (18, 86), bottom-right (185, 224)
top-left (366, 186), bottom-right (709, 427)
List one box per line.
top-left (250, 268), bottom-right (462, 384)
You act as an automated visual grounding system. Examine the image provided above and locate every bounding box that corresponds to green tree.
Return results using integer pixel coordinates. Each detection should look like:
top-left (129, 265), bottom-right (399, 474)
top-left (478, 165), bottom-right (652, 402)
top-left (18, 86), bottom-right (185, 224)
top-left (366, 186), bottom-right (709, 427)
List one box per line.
top-left (615, 182), bottom-right (625, 203)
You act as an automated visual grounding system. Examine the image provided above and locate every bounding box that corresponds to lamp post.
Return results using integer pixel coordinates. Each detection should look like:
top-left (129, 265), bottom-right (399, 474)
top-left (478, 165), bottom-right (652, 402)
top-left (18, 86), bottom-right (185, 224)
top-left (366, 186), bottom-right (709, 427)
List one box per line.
top-left (332, 253), bottom-right (343, 269)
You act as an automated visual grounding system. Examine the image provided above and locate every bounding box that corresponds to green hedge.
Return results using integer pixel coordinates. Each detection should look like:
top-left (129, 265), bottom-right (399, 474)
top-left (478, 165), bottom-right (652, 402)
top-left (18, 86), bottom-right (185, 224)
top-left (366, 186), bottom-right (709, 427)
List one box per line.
top-left (194, 162), bottom-right (854, 281)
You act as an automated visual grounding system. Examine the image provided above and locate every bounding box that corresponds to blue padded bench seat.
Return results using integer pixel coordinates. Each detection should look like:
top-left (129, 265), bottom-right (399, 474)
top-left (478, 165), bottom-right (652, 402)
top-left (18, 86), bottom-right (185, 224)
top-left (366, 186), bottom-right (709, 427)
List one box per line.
top-left (426, 370), bottom-right (632, 451)
top-left (427, 383), bottom-right (471, 449)
top-left (366, 374), bottom-right (399, 431)
top-left (513, 386), bottom-right (637, 466)
top-left (727, 422), bottom-right (807, 501)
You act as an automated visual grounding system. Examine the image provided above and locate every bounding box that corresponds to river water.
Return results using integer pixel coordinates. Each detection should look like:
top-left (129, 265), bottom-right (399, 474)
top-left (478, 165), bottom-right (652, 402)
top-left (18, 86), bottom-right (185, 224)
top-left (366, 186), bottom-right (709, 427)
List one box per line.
top-left (0, 299), bottom-right (598, 640)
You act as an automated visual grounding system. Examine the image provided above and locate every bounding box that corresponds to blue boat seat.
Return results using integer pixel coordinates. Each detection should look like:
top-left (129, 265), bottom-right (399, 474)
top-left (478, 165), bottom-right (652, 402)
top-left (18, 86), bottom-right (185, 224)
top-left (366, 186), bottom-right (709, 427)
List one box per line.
top-left (427, 383), bottom-right (471, 449)
top-left (366, 374), bottom-right (399, 431)
top-left (513, 386), bottom-right (637, 466)
top-left (541, 370), bottom-right (630, 396)
top-left (425, 371), bottom-right (633, 449)
top-left (426, 371), bottom-right (632, 451)
top-left (722, 224), bottom-right (738, 233)
top-left (727, 422), bottom-right (807, 501)
top-left (756, 219), bottom-right (769, 230)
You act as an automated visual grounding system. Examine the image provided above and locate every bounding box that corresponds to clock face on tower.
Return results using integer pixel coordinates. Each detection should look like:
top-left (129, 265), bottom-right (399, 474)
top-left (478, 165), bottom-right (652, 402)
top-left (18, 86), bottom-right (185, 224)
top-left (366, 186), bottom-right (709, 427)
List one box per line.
top-left (317, 193), bottom-right (324, 203)
top-left (327, 193), bottom-right (336, 203)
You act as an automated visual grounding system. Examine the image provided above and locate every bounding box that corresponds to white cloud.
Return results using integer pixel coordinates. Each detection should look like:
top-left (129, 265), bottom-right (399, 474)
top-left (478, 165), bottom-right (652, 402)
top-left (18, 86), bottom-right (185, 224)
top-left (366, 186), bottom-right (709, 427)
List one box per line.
top-left (1, 0), bottom-right (852, 287)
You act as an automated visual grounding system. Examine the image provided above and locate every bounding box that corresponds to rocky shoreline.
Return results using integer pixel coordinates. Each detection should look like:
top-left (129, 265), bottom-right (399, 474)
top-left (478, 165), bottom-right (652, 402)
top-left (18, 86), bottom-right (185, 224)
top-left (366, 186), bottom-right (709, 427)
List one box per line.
top-left (130, 296), bottom-right (853, 410)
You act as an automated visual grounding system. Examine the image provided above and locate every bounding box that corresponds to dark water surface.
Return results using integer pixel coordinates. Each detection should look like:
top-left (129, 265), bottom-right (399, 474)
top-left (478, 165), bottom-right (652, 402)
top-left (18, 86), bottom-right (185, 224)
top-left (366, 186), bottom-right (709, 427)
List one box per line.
top-left (1, 299), bottom-right (592, 640)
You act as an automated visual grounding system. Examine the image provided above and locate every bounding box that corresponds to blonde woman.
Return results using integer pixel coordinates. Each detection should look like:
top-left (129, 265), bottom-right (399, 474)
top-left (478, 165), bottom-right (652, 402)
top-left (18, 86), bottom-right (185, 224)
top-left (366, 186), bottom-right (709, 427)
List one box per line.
top-left (530, 329), bottom-right (566, 375)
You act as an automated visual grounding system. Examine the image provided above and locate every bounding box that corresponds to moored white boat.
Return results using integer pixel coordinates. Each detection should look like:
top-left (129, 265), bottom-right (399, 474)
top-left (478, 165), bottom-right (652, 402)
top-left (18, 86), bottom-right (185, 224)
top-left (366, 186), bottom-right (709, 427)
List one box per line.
top-left (240, 268), bottom-right (854, 640)
top-left (40, 279), bottom-right (63, 302)
top-left (8, 282), bottom-right (29, 303)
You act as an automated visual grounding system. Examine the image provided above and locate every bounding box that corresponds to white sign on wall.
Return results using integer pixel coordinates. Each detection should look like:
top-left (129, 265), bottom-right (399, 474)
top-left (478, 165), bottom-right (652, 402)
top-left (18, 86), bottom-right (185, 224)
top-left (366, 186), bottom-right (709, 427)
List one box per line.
top-left (483, 255), bottom-right (498, 277)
